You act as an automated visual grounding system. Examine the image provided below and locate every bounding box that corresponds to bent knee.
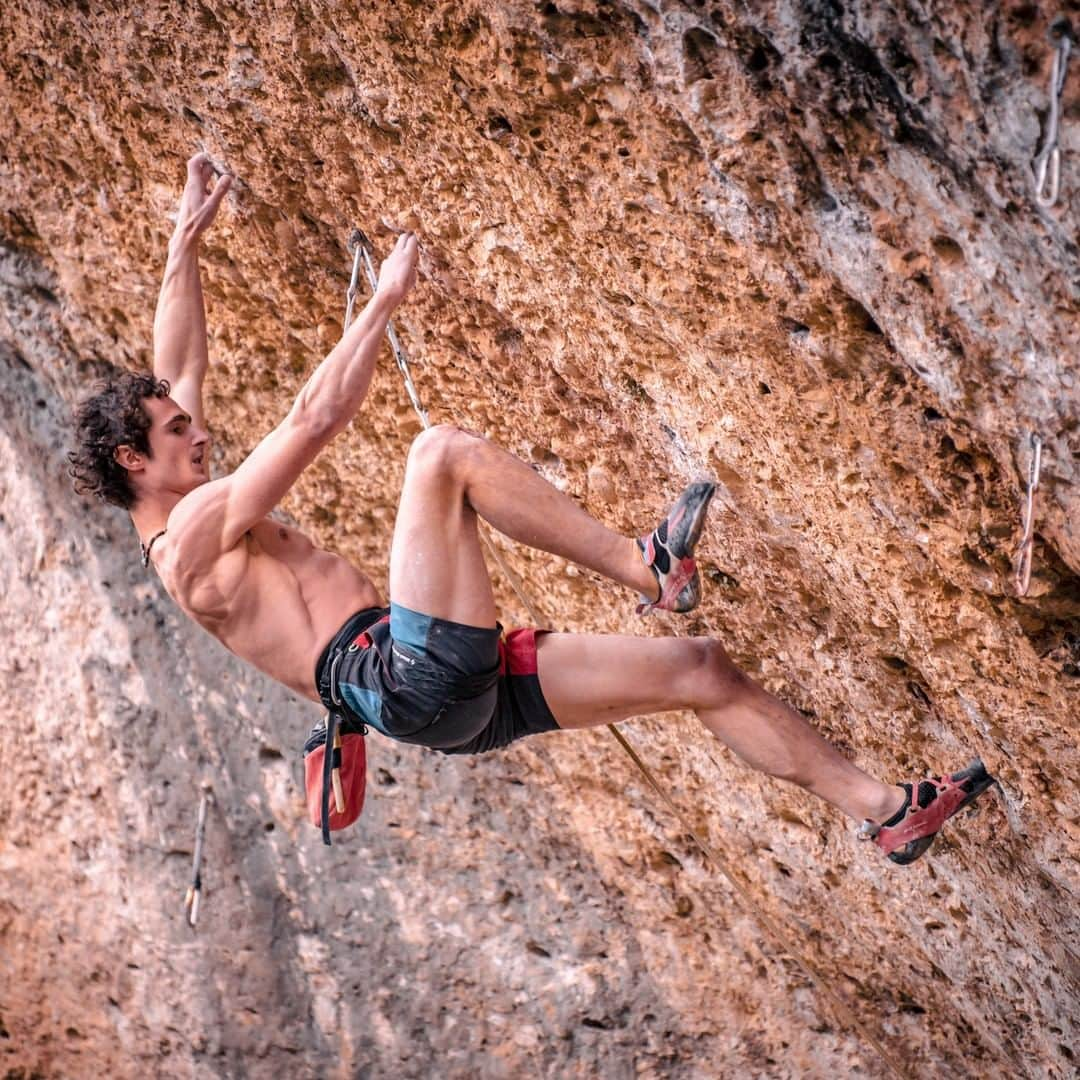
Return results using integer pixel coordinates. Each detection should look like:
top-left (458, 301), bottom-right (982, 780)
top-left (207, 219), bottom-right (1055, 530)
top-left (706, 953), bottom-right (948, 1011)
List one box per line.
top-left (407, 424), bottom-right (483, 477)
top-left (692, 639), bottom-right (753, 705)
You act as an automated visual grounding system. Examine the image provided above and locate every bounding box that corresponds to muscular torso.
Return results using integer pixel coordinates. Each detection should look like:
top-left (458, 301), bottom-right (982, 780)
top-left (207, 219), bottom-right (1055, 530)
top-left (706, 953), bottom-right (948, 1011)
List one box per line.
top-left (152, 516), bottom-right (382, 705)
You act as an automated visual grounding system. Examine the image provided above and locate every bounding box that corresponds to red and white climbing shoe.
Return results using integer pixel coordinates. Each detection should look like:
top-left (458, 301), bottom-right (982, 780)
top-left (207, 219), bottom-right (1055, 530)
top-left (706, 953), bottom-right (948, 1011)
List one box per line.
top-left (637, 481), bottom-right (717, 614)
top-left (859, 760), bottom-right (996, 865)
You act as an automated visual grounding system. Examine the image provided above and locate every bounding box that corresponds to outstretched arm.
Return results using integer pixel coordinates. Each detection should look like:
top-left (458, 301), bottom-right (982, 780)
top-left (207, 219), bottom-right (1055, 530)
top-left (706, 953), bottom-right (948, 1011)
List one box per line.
top-left (168, 232), bottom-right (420, 564)
top-left (293, 232), bottom-right (419, 437)
top-left (153, 152), bottom-right (233, 431)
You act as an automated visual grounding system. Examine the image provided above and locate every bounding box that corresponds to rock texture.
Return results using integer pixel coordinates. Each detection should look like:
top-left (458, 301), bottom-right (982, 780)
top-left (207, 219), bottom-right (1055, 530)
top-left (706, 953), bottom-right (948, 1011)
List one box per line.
top-left (1, 1), bottom-right (1078, 1077)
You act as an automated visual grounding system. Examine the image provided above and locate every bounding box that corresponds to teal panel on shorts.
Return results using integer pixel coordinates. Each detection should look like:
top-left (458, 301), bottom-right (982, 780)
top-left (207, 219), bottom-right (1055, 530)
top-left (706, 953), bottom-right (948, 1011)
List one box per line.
top-left (339, 682), bottom-right (387, 735)
top-left (389, 602), bottom-right (434, 653)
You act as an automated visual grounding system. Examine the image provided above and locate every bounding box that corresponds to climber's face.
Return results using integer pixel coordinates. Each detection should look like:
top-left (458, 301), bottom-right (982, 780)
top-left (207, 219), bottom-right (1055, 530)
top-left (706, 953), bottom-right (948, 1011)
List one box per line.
top-left (117, 394), bottom-right (212, 499)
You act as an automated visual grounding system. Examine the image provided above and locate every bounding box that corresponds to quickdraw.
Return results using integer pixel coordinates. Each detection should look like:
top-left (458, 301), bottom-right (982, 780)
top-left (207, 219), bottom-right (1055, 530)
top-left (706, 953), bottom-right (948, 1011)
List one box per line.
top-left (346, 230), bottom-right (429, 427)
top-left (1032, 29), bottom-right (1073, 207)
top-left (1014, 431), bottom-right (1043, 597)
top-left (183, 785), bottom-right (213, 928)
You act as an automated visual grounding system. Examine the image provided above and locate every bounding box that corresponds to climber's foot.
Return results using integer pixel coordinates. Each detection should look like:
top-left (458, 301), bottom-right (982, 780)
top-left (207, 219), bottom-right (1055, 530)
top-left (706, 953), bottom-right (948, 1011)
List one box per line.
top-left (858, 760), bottom-right (996, 865)
top-left (636, 481), bottom-right (716, 614)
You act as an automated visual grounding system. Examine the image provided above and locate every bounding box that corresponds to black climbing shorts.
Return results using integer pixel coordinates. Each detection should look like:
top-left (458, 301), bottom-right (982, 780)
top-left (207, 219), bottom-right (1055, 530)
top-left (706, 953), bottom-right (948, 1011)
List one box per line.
top-left (313, 603), bottom-right (560, 754)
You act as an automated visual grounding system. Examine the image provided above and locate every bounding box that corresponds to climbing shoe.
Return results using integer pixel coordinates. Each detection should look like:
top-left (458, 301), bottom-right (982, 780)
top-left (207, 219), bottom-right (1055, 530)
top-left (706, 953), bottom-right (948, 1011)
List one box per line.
top-left (859, 760), bottom-right (996, 865)
top-left (637, 480), bottom-right (717, 614)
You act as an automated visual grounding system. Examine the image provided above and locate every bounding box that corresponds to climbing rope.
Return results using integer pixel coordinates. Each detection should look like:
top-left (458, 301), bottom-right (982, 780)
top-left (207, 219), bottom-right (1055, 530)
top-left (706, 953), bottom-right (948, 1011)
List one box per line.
top-left (343, 232), bottom-right (906, 1079)
top-left (1014, 431), bottom-right (1043, 596)
top-left (183, 785), bottom-right (213, 928)
top-left (1032, 29), bottom-right (1072, 207)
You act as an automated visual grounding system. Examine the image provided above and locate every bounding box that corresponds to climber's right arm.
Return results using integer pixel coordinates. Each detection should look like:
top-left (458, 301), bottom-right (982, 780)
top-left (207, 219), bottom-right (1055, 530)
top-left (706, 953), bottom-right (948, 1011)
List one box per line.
top-left (294, 231), bottom-right (419, 440)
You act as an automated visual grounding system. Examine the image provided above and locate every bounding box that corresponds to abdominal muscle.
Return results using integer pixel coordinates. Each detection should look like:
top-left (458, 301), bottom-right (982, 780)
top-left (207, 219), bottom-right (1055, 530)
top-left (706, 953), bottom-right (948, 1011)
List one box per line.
top-left (160, 518), bottom-right (382, 705)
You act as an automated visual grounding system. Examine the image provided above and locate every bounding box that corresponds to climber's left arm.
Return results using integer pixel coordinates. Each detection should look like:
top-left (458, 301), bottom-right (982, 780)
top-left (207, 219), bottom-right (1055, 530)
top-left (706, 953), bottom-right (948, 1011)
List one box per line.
top-left (153, 153), bottom-right (233, 432)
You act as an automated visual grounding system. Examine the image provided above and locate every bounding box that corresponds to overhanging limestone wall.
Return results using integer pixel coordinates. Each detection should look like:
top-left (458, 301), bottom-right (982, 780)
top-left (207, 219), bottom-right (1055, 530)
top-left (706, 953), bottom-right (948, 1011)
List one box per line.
top-left (1, 2), bottom-right (1077, 1077)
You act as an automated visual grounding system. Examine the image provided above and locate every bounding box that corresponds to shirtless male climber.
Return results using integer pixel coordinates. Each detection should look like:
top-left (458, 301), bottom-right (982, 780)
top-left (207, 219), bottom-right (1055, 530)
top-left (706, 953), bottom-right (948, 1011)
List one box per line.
top-left (69, 152), bottom-right (995, 861)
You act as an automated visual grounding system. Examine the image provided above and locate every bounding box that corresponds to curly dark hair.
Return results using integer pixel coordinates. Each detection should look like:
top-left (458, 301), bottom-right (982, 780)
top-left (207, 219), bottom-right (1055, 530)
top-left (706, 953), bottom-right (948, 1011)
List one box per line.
top-left (68, 371), bottom-right (171, 510)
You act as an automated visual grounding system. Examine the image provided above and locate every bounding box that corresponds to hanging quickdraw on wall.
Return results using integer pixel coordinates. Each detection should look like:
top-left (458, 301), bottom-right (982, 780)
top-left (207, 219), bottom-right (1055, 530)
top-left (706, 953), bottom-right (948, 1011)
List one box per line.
top-left (1032, 24), bottom-right (1073, 207)
top-left (1014, 432), bottom-right (1043, 597)
top-left (183, 785), bottom-right (213, 928)
top-left (346, 230), bottom-right (429, 428)
top-left (1014, 22), bottom-right (1068, 592)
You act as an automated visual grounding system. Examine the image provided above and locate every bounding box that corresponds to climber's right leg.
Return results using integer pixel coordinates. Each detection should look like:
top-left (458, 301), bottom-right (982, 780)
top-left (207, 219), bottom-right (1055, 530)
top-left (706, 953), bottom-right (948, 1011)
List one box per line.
top-left (389, 424), bottom-right (668, 625)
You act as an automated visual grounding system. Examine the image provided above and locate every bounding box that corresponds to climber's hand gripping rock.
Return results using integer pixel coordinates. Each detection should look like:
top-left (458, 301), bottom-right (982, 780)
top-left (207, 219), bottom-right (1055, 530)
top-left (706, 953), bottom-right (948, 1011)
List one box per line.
top-left (173, 151), bottom-right (233, 245)
top-left (375, 231), bottom-right (419, 306)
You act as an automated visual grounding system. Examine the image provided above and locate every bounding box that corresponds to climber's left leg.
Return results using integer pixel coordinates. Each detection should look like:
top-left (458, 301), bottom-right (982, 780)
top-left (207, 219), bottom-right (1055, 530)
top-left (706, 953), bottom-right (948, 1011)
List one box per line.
top-left (534, 630), bottom-right (907, 825)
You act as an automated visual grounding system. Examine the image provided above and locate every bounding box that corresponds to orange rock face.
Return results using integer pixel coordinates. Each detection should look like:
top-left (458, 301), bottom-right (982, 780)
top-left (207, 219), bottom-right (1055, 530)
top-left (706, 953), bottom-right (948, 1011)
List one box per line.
top-left (1, 2), bottom-right (1077, 1077)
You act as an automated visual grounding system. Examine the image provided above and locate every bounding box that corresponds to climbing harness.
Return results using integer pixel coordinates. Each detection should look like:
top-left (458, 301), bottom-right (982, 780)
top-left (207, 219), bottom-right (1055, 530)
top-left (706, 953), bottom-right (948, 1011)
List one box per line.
top-left (341, 231), bottom-right (907, 1080)
top-left (183, 785), bottom-right (212, 928)
top-left (1014, 432), bottom-right (1043, 596)
top-left (1032, 29), bottom-right (1073, 207)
